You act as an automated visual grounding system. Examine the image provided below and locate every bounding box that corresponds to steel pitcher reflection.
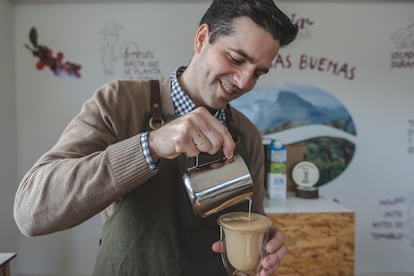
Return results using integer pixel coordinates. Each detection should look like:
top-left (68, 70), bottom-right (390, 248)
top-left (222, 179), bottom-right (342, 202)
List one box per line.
top-left (183, 154), bottom-right (253, 218)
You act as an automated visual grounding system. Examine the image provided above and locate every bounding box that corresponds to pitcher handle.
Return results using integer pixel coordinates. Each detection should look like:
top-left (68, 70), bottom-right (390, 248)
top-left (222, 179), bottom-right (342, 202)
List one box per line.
top-left (186, 155), bottom-right (228, 172)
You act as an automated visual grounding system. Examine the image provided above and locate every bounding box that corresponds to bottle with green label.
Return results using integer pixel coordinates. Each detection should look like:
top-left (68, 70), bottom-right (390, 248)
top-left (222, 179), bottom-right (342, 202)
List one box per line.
top-left (267, 139), bottom-right (287, 199)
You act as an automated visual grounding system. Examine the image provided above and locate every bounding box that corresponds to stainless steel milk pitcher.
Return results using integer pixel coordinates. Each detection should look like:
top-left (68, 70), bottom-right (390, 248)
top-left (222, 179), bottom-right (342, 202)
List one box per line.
top-left (183, 154), bottom-right (253, 218)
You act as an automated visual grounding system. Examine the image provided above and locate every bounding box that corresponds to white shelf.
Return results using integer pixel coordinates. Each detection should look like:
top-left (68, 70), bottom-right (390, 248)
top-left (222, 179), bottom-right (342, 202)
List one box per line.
top-left (0, 252), bottom-right (16, 266)
top-left (264, 194), bottom-right (353, 214)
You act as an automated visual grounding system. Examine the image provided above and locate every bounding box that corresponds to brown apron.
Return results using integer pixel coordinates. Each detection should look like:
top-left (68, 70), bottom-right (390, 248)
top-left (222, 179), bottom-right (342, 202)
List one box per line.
top-left (92, 80), bottom-right (250, 276)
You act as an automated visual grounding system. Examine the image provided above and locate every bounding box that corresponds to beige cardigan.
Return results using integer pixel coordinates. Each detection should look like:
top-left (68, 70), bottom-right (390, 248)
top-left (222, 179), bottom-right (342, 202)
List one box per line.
top-left (14, 78), bottom-right (265, 236)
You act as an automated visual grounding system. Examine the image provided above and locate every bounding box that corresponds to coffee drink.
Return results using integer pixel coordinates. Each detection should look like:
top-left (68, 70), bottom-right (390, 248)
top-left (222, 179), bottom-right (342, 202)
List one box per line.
top-left (218, 212), bottom-right (272, 273)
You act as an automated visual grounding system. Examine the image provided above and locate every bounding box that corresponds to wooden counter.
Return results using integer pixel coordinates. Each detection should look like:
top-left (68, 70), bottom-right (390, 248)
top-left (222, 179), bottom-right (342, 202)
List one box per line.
top-left (264, 196), bottom-right (355, 276)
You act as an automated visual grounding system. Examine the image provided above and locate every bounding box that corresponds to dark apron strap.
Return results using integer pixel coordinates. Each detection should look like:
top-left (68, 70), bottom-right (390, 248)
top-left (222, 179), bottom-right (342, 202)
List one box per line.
top-left (148, 80), bottom-right (165, 130)
top-left (225, 104), bottom-right (241, 144)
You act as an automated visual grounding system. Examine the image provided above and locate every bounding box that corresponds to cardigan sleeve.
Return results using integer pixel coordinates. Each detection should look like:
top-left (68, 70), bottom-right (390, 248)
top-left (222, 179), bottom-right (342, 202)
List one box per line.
top-left (14, 80), bottom-right (157, 236)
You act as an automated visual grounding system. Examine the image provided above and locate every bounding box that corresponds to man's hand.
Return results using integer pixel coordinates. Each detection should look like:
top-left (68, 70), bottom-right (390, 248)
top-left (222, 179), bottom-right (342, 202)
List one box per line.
top-left (259, 227), bottom-right (288, 276)
top-left (212, 227), bottom-right (288, 276)
top-left (148, 107), bottom-right (235, 161)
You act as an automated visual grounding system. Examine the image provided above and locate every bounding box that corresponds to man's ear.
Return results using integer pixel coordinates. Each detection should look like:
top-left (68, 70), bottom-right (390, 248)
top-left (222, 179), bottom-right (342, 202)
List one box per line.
top-left (194, 23), bottom-right (210, 54)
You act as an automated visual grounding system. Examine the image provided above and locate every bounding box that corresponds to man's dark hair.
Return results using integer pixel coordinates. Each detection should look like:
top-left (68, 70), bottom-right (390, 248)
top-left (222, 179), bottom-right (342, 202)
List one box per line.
top-left (200, 0), bottom-right (298, 47)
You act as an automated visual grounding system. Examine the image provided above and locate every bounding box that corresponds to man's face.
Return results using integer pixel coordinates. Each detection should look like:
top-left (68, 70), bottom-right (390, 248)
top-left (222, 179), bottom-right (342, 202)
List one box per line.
top-left (189, 17), bottom-right (280, 110)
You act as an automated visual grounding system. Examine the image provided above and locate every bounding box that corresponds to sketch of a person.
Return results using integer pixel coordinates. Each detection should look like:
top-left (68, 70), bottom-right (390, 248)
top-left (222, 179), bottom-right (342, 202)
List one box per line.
top-left (391, 23), bottom-right (414, 49)
top-left (100, 22), bottom-right (122, 75)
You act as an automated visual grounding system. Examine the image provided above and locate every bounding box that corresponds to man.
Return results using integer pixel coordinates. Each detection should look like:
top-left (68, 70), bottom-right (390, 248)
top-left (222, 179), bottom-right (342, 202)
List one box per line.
top-left (14, 0), bottom-right (298, 275)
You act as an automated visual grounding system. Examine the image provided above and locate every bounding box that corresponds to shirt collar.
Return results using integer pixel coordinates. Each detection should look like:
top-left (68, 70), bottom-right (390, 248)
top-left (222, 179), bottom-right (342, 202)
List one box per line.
top-left (169, 66), bottom-right (226, 124)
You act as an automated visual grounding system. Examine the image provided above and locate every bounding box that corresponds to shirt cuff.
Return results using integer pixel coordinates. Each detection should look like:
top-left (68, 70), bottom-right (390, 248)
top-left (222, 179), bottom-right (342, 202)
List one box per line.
top-left (140, 131), bottom-right (159, 171)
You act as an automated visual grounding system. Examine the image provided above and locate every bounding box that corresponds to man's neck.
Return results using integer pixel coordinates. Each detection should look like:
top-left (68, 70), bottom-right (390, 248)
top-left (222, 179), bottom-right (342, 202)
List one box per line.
top-left (178, 67), bottom-right (202, 108)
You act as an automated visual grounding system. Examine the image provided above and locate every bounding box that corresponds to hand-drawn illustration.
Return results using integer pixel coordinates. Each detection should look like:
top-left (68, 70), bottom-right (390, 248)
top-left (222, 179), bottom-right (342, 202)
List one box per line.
top-left (391, 23), bottom-right (414, 49)
top-left (290, 13), bottom-right (314, 39)
top-left (232, 83), bottom-right (356, 186)
top-left (25, 27), bottom-right (82, 79)
top-left (100, 22), bottom-right (122, 75)
top-left (390, 23), bottom-right (414, 69)
top-left (99, 21), bottom-right (162, 79)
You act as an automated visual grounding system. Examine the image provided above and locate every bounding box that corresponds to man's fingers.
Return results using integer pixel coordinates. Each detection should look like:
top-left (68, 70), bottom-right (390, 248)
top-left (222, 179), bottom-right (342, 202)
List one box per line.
top-left (259, 227), bottom-right (288, 276)
top-left (191, 131), bottom-right (212, 153)
top-left (148, 106), bottom-right (235, 160)
top-left (190, 107), bottom-right (235, 158)
top-left (211, 241), bottom-right (224, 253)
top-left (266, 228), bottom-right (284, 254)
top-left (260, 243), bottom-right (287, 274)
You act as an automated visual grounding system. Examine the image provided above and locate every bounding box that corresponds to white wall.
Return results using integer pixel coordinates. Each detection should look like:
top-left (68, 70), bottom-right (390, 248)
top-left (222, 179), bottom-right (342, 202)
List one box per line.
top-left (3, 1), bottom-right (414, 276)
top-left (0, 0), bottom-right (18, 274)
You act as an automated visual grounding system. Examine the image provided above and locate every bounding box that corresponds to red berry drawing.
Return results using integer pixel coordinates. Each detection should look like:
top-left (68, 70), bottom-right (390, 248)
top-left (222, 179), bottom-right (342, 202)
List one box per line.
top-left (25, 27), bottom-right (82, 79)
top-left (36, 60), bottom-right (44, 70)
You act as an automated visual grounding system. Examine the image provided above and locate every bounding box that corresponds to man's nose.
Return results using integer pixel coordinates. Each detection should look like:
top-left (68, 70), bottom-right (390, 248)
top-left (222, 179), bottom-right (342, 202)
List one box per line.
top-left (233, 69), bottom-right (256, 91)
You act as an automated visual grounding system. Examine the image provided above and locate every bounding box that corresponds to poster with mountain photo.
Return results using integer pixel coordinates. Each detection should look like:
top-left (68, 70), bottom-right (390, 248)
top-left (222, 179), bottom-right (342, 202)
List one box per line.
top-left (232, 83), bottom-right (356, 186)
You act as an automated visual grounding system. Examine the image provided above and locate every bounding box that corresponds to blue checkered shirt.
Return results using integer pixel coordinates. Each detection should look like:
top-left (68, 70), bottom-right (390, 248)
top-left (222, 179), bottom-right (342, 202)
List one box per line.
top-left (140, 67), bottom-right (227, 170)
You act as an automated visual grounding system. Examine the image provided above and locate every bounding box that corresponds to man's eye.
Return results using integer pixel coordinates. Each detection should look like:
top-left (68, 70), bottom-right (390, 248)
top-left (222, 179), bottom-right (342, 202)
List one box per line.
top-left (229, 55), bottom-right (243, 65)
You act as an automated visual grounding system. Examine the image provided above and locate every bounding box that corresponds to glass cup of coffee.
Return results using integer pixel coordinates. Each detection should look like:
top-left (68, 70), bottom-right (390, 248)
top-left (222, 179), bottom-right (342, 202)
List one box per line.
top-left (217, 212), bottom-right (272, 276)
